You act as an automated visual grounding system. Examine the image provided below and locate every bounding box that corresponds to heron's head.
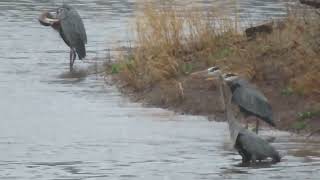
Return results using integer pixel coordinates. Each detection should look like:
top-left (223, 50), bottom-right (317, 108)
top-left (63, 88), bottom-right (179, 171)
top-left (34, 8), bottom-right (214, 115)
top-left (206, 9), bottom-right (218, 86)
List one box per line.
top-left (57, 7), bottom-right (65, 15)
top-left (190, 66), bottom-right (222, 80)
top-left (55, 4), bottom-right (73, 19)
top-left (38, 11), bottom-right (59, 26)
top-left (223, 73), bottom-right (239, 83)
top-left (56, 6), bottom-right (67, 19)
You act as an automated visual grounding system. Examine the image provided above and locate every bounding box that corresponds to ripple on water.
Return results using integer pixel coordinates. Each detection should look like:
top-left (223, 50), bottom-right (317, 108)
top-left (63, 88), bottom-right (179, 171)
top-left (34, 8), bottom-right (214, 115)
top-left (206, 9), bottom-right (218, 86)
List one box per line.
top-left (1, 0), bottom-right (320, 180)
top-left (57, 69), bottom-right (89, 79)
top-left (32, 161), bottom-right (84, 166)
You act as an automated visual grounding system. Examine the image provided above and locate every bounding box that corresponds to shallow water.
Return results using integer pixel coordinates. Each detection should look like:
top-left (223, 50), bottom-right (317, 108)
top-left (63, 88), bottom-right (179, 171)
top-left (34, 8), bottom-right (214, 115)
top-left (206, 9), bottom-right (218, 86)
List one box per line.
top-left (1, 0), bottom-right (320, 179)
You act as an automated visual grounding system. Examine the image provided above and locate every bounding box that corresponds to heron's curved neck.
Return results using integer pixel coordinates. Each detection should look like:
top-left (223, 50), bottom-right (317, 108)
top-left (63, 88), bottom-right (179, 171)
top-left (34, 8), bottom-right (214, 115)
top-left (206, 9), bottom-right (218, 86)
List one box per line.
top-left (219, 79), bottom-right (231, 119)
top-left (218, 74), bottom-right (242, 144)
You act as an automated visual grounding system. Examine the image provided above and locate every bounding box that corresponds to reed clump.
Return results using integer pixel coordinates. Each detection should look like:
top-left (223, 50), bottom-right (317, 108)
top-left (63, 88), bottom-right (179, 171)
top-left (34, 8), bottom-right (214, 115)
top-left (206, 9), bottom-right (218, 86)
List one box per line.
top-left (112, 1), bottom-right (319, 100)
top-left (115, 1), bottom-right (239, 90)
top-left (234, 7), bottom-right (320, 97)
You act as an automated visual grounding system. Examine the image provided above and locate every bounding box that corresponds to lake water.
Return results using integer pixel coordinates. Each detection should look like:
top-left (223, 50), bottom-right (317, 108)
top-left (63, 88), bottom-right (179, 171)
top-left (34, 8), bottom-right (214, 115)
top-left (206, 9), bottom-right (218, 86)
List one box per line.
top-left (1, 0), bottom-right (320, 179)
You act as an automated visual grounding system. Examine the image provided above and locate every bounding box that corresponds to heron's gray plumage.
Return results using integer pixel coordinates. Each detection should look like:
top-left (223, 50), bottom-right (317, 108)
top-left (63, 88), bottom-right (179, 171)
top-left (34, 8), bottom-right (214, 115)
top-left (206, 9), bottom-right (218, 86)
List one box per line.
top-left (219, 76), bottom-right (281, 163)
top-left (236, 130), bottom-right (280, 162)
top-left (39, 4), bottom-right (87, 71)
top-left (225, 103), bottom-right (276, 160)
top-left (190, 67), bottom-right (281, 163)
top-left (58, 4), bottom-right (87, 59)
top-left (228, 78), bottom-right (275, 127)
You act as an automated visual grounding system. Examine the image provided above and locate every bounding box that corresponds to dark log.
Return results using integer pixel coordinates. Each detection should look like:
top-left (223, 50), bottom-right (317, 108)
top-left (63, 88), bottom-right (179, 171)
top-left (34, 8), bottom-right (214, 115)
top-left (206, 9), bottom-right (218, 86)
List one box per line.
top-left (245, 22), bottom-right (273, 40)
top-left (300, 0), bottom-right (320, 8)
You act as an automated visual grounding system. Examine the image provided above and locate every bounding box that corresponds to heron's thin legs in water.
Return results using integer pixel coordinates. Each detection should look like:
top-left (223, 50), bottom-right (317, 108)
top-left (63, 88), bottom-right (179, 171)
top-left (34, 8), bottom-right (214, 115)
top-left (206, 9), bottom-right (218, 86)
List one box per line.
top-left (245, 119), bottom-right (249, 129)
top-left (256, 120), bottom-right (260, 134)
top-left (237, 112), bottom-right (249, 130)
top-left (72, 48), bottom-right (76, 65)
top-left (69, 49), bottom-right (73, 71)
top-left (69, 48), bottom-right (76, 71)
top-left (39, 5), bottom-right (87, 71)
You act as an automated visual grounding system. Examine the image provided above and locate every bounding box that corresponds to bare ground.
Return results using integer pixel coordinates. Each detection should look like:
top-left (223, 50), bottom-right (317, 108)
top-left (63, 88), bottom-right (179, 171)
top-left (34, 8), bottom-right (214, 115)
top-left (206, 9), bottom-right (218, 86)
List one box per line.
top-left (105, 2), bottom-right (320, 136)
top-left (108, 70), bottom-right (320, 136)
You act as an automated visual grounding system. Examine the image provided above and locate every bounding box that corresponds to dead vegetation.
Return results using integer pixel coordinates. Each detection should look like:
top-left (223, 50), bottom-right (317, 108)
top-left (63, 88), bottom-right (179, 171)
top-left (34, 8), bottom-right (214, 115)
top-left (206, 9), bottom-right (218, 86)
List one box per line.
top-left (106, 1), bottom-right (320, 132)
top-left (112, 1), bottom-right (240, 90)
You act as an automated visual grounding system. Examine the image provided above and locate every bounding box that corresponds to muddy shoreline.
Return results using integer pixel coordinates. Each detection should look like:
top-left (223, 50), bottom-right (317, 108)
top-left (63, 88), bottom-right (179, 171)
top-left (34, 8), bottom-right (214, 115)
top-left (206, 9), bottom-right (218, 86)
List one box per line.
top-left (104, 1), bottom-right (320, 137)
top-left (106, 71), bottom-right (320, 137)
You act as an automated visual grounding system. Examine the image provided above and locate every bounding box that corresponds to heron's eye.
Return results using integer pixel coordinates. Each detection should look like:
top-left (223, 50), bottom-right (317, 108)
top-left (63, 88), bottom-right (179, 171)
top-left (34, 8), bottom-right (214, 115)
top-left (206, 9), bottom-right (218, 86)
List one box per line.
top-left (208, 66), bottom-right (219, 72)
top-left (224, 73), bottom-right (236, 78)
top-left (57, 8), bottom-right (64, 14)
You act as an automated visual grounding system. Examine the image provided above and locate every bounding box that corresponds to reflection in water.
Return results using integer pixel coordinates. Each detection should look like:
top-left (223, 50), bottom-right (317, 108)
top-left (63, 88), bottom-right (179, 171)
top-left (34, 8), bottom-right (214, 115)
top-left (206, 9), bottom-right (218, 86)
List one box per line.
top-left (57, 69), bottom-right (88, 79)
top-left (0, 0), bottom-right (320, 179)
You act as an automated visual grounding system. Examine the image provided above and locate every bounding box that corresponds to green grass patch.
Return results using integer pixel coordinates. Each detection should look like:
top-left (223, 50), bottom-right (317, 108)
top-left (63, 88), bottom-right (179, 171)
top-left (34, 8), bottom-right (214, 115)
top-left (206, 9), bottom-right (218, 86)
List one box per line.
top-left (213, 47), bottom-right (233, 59)
top-left (281, 87), bottom-right (294, 96)
top-left (111, 63), bottom-right (122, 74)
top-left (298, 110), bottom-right (320, 121)
top-left (181, 63), bottom-right (193, 75)
top-left (292, 120), bottom-right (307, 131)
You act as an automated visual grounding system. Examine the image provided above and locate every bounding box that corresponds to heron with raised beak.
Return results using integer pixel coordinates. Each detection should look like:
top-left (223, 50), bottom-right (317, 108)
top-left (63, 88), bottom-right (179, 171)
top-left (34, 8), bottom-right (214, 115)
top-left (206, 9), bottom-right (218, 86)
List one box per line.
top-left (195, 67), bottom-right (275, 134)
top-left (191, 67), bottom-right (281, 163)
top-left (223, 71), bottom-right (275, 134)
top-left (39, 4), bottom-right (87, 71)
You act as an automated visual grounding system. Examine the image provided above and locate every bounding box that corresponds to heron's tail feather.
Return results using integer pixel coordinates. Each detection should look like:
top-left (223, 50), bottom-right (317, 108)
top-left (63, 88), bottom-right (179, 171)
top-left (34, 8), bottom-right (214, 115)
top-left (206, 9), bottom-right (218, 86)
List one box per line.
top-left (272, 152), bottom-right (281, 163)
top-left (266, 117), bottom-right (276, 127)
top-left (75, 40), bottom-right (86, 60)
top-left (265, 119), bottom-right (276, 127)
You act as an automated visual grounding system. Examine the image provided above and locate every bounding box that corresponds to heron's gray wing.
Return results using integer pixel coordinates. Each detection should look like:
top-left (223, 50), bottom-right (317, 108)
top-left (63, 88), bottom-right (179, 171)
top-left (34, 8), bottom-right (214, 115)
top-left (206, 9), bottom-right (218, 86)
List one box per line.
top-left (232, 86), bottom-right (274, 126)
top-left (230, 79), bottom-right (263, 94)
top-left (238, 130), bottom-right (279, 160)
top-left (232, 78), bottom-right (250, 87)
top-left (59, 7), bottom-right (87, 59)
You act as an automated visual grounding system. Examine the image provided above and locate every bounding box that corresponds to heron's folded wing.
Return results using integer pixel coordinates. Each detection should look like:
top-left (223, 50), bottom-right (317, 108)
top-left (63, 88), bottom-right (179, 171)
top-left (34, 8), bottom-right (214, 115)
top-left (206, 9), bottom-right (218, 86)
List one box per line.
top-left (59, 8), bottom-right (87, 59)
top-left (60, 8), bottom-right (87, 44)
top-left (232, 86), bottom-right (274, 126)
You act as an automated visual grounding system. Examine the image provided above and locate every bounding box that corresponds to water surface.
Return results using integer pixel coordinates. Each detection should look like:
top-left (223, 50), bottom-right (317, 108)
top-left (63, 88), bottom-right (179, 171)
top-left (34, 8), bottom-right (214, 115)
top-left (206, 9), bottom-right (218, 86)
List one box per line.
top-left (1, 0), bottom-right (320, 179)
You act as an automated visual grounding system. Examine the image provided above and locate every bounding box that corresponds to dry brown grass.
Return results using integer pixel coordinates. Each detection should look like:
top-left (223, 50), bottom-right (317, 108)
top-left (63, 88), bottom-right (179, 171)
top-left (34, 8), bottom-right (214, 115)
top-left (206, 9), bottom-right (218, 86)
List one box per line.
top-left (112, 1), bottom-right (319, 99)
top-left (233, 7), bottom-right (320, 97)
top-left (115, 1), bottom-right (239, 90)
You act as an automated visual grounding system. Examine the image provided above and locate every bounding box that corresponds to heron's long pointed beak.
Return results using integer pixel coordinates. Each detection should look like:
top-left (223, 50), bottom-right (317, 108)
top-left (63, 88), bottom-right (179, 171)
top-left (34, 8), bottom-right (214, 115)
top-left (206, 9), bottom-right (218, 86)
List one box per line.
top-left (206, 77), bottom-right (217, 81)
top-left (190, 70), bottom-right (209, 79)
top-left (191, 70), bottom-right (218, 81)
top-left (38, 11), bottom-right (59, 26)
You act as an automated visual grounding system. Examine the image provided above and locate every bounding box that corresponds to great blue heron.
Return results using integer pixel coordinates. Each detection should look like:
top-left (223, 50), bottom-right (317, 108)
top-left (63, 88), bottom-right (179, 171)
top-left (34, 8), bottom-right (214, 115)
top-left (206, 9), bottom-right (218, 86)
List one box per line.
top-left (198, 67), bottom-right (275, 134)
top-left (223, 71), bottom-right (275, 134)
top-left (191, 68), bottom-right (281, 163)
top-left (39, 4), bottom-right (87, 71)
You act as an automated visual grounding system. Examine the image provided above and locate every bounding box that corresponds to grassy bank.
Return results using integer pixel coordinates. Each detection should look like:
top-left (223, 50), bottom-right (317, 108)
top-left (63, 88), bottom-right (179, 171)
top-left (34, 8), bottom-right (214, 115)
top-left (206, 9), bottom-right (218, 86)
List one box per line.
top-left (106, 1), bottom-right (320, 134)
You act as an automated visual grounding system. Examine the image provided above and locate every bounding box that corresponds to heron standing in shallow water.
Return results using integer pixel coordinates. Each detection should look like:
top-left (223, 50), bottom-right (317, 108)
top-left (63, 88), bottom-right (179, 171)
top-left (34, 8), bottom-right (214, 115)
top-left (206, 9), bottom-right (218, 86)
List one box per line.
top-left (39, 4), bottom-right (87, 71)
top-left (223, 71), bottom-right (275, 134)
top-left (198, 67), bottom-right (275, 134)
top-left (191, 67), bottom-right (281, 163)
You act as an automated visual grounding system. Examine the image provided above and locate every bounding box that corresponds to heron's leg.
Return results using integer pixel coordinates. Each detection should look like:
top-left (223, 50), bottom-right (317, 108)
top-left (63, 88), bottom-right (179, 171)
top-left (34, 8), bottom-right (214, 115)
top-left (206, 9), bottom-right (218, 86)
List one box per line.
top-left (69, 49), bottom-right (73, 71)
top-left (245, 119), bottom-right (249, 129)
top-left (239, 151), bottom-right (249, 163)
top-left (242, 114), bottom-right (249, 129)
top-left (255, 120), bottom-right (259, 134)
top-left (69, 48), bottom-right (76, 71)
top-left (237, 111), bottom-right (249, 129)
top-left (251, 155), bottom-right (257, 163)
top-left (272, 155), bottom-right (281, 163)
top-left (72, 49), bottom-right (76, 65)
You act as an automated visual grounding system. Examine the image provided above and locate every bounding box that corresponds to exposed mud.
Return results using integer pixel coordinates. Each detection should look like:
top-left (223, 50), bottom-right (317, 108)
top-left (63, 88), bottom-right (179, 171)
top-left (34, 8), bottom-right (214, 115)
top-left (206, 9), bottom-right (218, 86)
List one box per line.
top-left (109, 69), bottom-right (320, 136)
